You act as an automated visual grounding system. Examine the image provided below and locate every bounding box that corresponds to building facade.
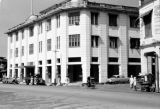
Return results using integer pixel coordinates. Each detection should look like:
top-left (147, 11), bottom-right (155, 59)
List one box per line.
top-left (6, 0), bottom-right (140, 84)
top-left (140, 0), bottom-right (160, 91)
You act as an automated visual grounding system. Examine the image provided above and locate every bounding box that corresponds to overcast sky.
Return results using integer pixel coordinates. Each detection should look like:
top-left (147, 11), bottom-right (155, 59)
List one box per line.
top-left (0, 0), bottom-right (63, 57)
top-left (0, 0), bottom-right (138, 58)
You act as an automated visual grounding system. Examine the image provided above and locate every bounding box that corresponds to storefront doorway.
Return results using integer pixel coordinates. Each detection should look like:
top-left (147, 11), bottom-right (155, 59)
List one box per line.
top-left (68, 65), bottom-right (82, 83)
top-left (108, 65), bottom-right (119, 78)
top-left (25, 66), bottom-right (35, 78)
top-left (90, 64), bottom-right (99, 83)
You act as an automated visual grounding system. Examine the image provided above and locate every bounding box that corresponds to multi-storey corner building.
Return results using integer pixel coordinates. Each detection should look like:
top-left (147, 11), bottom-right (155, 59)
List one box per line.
top-left (6, 0), bottom-right (140, 84)
top-left (140, 0), bottom-right (160, 91)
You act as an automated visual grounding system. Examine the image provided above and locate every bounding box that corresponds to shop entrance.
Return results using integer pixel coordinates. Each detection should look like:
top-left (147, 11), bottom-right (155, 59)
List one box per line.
top-left (108, 65), bottom-right (119, 78)
top-left (90, 64), bottom-right (99, 83)
top-left (25, 67), bottom-right (35, 78)
top-left (68, 65), bottom-right (82, 83)
top-left (128, 65), bottom-right (141, 77)
top-left (46, 66), bottom-right (52, 83)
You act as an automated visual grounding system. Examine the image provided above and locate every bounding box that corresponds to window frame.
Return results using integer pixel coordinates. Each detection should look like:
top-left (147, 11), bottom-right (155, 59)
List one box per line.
top-left (130, 38), bottom-right (140, 49)
top-left (130, 16), bottom-right (139, 28)
top-left (56, 14), bottom-right (60, 28)
top-left (109, 14), bottom-right (118, 27)
top-left (29, 44), bottom-right (34, 55)
top-left (29, 26), bottom-right (34, 37)
top-left (69, 34), bottom-right (80, 47)
top-left (91, 35), bottom-right (99, 48)
top-left (15, 32), bottom-right (18, 41)
top-left (47, 39), bottom-right (52, 51)
top-left (46, 19), bottom-right (52, 31)
top-left (91, 12), bottom-right (99, 25)
top-left (68, 12), bottom-right (80, 26)
top-left (109, 36), bottom-right (118, 49)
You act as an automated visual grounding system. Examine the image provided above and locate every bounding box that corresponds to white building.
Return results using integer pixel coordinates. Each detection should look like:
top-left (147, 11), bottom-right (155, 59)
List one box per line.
top-left (6, 0), bottom-right (140, 84)
top-left (140, 0), bottom-right (160, 91)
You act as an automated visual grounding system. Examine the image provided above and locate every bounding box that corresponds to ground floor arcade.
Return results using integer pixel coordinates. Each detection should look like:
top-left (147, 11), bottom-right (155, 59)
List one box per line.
top-left (8, 62), bottom-right (140, 84)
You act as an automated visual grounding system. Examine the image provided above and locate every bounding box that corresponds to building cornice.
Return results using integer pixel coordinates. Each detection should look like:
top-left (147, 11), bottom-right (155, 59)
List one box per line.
top-left (6, 0), bottom-right (139, 35)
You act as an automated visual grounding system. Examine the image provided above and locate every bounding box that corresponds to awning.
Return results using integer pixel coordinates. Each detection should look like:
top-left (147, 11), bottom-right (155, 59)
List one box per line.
top-left (140, 10), bottom-right (152, 18)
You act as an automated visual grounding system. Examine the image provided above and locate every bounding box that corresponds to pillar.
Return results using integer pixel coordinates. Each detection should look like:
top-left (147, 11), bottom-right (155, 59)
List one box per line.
top-left (60, 13), bottom-right (68, 83)
top-left (81, 10), bottom-right (91, 83)
top-left (141, 51), bottom-right (148, 75)
top-left (119, 14), bottom-right (128, 77)
top-left (99, 12), bottom-right (108, 83)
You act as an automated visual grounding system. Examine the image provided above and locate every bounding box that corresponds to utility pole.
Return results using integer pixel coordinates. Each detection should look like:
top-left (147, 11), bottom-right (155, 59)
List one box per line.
top-left (31, 0), bottom-right (33, 15)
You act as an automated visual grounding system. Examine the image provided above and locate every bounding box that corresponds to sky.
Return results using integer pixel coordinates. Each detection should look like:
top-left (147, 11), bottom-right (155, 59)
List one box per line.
top-left (0, 0), bottom-right (64, 58)
top-left (0, 0), bottom-right (138, 58)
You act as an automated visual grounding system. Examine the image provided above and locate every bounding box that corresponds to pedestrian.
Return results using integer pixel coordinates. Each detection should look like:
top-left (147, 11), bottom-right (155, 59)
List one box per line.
top-left (65, 76), bottom-right (70, 86)
top-left (133, 77), bottom-right (137, 91)
top-left (129, 75), bottom-right (134, 89)
top-left (56, 75), bottom-right (61, 86)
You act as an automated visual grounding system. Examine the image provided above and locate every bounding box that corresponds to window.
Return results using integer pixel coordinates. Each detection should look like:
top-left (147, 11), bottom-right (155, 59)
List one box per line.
top-left (21, 46), bottom-right (24, 56)
top-left (109, 37), bottom-right (118, 48)
top-left (46, 19), bottom-right (51, 31)
top-left (68, 57), bottom-right (81, 62)
top-left (10, 35), bottom-right (13, 43)
top-left (143, 12), bottom-right (152, 38)
top-left (29, 26), bottom-right (34, 36)
top-left (69, 34), bottom-right (80, 47)
top-left (21, 30), bottom-right (24, 39)
top-left (109, 58), bottom-right (118, 62)
top-left (38, 22), bottom-right (43, 34)
top-left (57, 58), bottom-right (60, 63)
top-left (39, 41), bottom-right (42, 53)
top-left (130, 38), bottom-right (140, 49)
top-left (56, 36), bottom-right (60, 49)
top-left (91, 35), bottom-right (99, 47)
top-left (128, 58), bottom-right (140, 63)
top-left (47, 60), bottom-right (51, 64)
top-left (15, 48), bottom-right (18, 57)
top-left (109, 14), bottom-right (118, 26)
top-left (91, 12), bottom-right (98, 25)
top-left (15, 32), bottom-right (18, 41)
top-left (92, 57), bottom-right (98, 62)
top-left (130, 16), bottom-right (139, 28)
top-left (47, 39), bottom-right (51, 51)
top-left (29, 44), bottom-right (34, 55)
top-left (56, 14), bottom-right (60, 28)
top-left (69, 12), bottom-right (80, 25)
top-left (39, 61), bottom-right (42, 65)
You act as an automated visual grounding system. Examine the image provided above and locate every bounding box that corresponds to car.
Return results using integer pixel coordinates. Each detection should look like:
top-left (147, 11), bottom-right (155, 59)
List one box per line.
top-left (2, 78), bottom-right (19, 84)
top-left (106, 75), bottom-right (129, 84)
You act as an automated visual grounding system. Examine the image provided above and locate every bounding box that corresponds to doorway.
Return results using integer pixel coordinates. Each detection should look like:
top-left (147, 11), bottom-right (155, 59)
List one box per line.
top-left (108, 65), bottom-right (119, 78)
top-left (90, 64), bottom-right (99, 83)
top-left (68, 65), bottom-right (82, 83)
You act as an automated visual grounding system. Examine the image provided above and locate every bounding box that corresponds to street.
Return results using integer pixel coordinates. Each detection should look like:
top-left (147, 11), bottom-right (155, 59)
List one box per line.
top-left (0, 84), bottom-right (160, 109)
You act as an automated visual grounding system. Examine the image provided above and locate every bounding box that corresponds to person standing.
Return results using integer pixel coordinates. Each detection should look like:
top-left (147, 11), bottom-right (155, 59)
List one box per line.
top-left (129, 75), bottom-right (134, 89)
top-left (133, 77), bottom-right (137, 91)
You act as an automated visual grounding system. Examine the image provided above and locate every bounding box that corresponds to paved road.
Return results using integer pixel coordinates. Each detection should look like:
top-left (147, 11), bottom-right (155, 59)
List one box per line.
top-left (0, 84), bottom-right (159, 109)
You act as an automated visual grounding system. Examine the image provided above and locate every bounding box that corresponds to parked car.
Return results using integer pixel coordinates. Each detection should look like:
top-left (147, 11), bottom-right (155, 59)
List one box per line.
top-left (106, 75), bottom-right (129, 84)
top-left (2, 78), bottom-right (19, 84)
